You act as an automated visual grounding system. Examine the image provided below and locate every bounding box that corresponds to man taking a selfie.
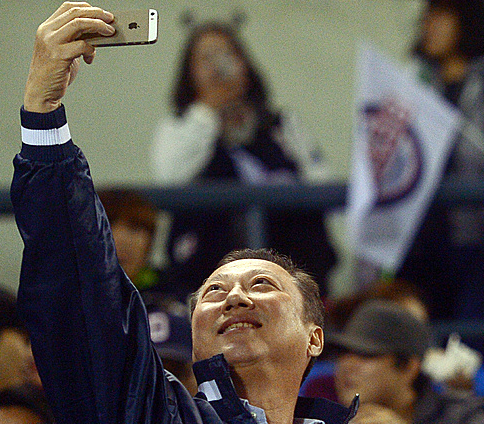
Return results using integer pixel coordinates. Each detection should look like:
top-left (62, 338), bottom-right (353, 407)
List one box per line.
top-left (11, 3), bottom-right (358, 423)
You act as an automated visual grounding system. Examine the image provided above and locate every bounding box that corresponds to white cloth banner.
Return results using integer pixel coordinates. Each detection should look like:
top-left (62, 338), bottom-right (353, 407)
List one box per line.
top-left (347, 43), bottom-right (460, 271)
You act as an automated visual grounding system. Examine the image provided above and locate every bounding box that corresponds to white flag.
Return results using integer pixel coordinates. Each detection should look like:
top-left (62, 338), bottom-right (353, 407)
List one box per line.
top-left (347, 43), bottom-right (460, 272)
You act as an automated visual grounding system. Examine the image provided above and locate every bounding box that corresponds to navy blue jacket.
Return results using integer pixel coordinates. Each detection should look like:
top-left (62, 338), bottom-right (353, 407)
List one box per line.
top-left (11, 106), bottom-right (357, 424)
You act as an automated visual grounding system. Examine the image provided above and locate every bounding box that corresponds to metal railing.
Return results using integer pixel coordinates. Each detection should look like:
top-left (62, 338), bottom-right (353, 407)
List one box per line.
top-left (3, 176), bottom-right (484, 213)
top-left (3, 177), bottom-right (484, 246)
top-left (2, 176), bottom-right (484, 346)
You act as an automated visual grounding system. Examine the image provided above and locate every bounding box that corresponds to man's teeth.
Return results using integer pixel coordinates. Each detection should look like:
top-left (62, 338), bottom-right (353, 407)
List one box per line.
top-left (224, 322), bottom-right (256, 333)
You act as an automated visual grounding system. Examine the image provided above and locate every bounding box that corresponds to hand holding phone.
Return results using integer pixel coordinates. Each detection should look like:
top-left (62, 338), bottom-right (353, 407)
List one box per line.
top-left (24, 4), bottom-right (158, 113)
top-left (25, 3), bottom-right (116, 113)
top-left (80, 9), bottom-right (158, 47)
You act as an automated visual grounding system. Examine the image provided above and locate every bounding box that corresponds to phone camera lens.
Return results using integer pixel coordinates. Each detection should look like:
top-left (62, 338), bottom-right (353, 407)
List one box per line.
top-left (151, 12), bottom-right (155, 16)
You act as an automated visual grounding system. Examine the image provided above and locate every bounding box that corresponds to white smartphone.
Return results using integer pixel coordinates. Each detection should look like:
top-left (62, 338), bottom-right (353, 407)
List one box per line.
top-left (80, 9), bottom-right (158, 47)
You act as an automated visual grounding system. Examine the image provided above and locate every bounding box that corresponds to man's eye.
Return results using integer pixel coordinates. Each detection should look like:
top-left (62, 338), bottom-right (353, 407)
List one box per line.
top-left (201, 283), bottom-right (226, 301)
top-left (206, 284), bottom-right (222, 292)
top-left (253, 278), bottom-right (271, 286)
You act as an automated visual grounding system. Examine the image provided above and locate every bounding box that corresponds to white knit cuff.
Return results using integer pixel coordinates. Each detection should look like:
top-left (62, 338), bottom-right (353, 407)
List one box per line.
top-left (21, 123), bottom-right (71, 146)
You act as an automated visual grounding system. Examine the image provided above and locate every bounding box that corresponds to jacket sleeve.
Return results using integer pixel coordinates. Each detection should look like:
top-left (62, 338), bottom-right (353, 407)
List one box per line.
top-left (11, 106), bottom-right (174, 424)
top-left (151, 103), bottom-right (222, 185)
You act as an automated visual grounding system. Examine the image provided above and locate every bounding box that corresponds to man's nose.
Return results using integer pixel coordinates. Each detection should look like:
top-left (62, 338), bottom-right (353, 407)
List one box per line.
top-left (224, 285), bottom-right (254, 312)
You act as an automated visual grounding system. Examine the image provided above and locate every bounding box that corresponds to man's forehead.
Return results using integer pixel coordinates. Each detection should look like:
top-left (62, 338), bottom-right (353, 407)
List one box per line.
top-left (205, 259), bottom-right (293, 283)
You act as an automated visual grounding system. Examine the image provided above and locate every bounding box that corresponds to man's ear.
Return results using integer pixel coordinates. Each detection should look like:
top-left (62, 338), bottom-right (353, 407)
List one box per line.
top-left (308, 326), bottom-right (324, 358)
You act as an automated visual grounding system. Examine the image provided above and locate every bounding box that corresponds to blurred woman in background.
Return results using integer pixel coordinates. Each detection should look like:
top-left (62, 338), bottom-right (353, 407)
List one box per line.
top-left (151, 21), bottom-right (337, 301)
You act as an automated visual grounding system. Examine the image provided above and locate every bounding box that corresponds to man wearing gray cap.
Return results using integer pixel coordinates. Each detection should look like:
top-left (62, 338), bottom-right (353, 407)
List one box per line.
top-left (328, 300), bottom-right (484, 424)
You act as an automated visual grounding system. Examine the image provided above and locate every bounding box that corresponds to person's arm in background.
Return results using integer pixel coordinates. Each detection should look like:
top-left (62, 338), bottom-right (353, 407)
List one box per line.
top-left (151, 102), bottom-right (222, 185)
top-left (11, 3), bottom-right (182, 423)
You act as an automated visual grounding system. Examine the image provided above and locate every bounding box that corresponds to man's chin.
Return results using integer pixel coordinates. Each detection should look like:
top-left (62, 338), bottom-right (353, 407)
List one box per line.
top-left (192, 341), bottom-right (263, 365)
top-left (220, 346), bottom-right (262, 367)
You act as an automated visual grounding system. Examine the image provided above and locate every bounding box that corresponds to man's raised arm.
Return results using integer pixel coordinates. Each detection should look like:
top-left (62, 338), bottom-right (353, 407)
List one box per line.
top-left (11, 3), bottom-right (170, 423)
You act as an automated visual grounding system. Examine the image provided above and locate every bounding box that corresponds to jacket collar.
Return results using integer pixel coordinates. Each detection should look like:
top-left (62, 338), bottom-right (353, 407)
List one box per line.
top-left (193, 354), bottom-right (358, 424)
top-left (193, 354), bottom-right (254, 423)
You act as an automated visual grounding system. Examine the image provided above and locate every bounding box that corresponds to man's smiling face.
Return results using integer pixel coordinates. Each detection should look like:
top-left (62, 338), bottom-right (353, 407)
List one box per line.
top-left (191, 259), bottom-right (317, 368)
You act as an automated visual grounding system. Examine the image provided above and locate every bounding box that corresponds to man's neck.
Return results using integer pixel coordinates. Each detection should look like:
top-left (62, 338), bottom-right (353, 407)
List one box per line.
top-left (389, 387), bottom-right (417, 423)
top-left (230, 362), bottom-right (303, 424)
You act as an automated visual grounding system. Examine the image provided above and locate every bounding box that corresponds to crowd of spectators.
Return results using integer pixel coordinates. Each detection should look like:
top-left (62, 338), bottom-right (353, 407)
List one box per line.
top-left (2, 0), bottom-right (484, 422)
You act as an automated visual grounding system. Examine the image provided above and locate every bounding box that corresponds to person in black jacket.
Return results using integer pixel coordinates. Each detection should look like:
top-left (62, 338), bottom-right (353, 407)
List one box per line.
top-left (11, 3), bottom-right (357, 424)
top-left (398, 0), bottom-right (484, 326)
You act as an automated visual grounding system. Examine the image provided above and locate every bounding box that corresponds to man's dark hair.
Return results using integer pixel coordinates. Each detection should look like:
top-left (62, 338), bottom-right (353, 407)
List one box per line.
top-left (98, 189), bottom-right (158, 240)
top-left (188, 248), bottom-right (325, 380)
top-left (172, 21), bottom-right (278, 130)
top-left (414, 0), bottom-right (484, 60)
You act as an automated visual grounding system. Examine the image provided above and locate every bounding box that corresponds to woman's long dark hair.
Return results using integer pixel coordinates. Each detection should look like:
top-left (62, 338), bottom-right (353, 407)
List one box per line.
top-left (172, 22), bottom-right (276, 126)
